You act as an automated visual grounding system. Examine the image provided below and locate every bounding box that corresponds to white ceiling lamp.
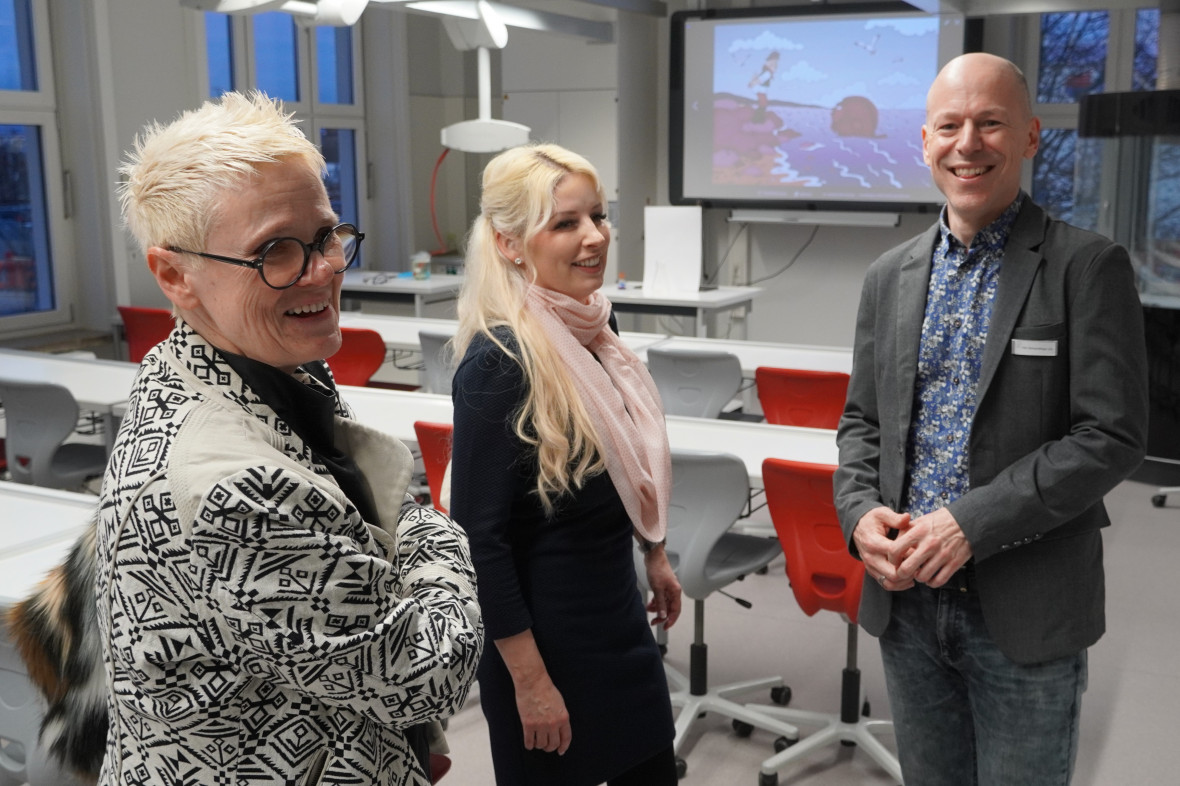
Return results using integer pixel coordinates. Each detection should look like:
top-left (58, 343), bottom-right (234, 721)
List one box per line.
top-left (286, 0), bottom-right (368, 26)
top-left (180, 0), bottom-right (369, 26)
top-left (438, 0), bottom-right (530, 153)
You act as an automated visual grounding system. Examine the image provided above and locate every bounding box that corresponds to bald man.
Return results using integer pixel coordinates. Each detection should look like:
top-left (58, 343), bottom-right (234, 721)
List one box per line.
top-left (834, 53), bottom-right (1148, 784)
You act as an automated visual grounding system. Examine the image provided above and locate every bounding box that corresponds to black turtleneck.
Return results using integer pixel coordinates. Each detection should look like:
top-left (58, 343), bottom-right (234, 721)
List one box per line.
top-left (219, 352), bottom-right (381, 526)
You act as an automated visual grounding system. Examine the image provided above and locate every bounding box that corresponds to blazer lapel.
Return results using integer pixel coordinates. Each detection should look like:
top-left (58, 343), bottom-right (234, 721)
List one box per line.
top-left (978, 201), bottom-right (1048, 396)
top-left (895, 226), bottom-right (938, 448)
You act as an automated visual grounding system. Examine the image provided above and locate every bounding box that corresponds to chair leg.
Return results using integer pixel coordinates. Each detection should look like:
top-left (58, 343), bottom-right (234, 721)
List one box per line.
top-left (1152, 486), bottom-right (1179, 507)
top-left (745, 623), bottom-right (902, 785)
top-left (668, 600), bottom-right (800, 761)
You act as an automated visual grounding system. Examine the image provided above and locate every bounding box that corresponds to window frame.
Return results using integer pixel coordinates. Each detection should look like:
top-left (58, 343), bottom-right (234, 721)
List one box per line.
top-left (1022, 8), bottom-right (1150, 227)
top-left (194, 11), bottom-right (368, 231)
top-left (0, 0), bottom-right (77, 336)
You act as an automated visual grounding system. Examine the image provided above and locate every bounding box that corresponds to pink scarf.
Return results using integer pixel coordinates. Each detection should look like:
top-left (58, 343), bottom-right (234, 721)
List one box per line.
top-left (525, 286), bottom-right (671, 544)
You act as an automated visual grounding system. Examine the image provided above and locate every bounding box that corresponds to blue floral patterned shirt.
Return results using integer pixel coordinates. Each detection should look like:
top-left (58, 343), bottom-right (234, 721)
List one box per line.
top-left (902, 195), bottom-right (1024, 517)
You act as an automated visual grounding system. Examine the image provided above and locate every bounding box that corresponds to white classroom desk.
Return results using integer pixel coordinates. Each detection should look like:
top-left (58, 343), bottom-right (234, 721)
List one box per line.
top-left (635, 335), bottom-right (853, 376)
top-left (339, 386), bottom-right (837, 486)
top-left (0, 347), bottom-right (137, 453)
top-left (338, 311), bottom-right (670, 354)
top-left (0, 482), bottom-right (95, 607)
top-left (602, 283), bottom-right (763, 338)
top-left (340, 270), bottom-right (464, 317)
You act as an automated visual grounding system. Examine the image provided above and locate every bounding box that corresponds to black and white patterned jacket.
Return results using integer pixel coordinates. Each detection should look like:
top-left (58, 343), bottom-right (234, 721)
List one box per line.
top-left (94, 322), bottom-right (482, 786)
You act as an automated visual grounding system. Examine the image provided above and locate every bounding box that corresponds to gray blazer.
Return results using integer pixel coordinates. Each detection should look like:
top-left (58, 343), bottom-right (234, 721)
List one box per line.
top-left (834, 199), bottom-right (1148, 664)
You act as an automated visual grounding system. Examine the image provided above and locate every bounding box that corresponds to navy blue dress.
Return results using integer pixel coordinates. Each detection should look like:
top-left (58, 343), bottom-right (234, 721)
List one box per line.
top-left (449, 329), bottom-right (674, 786)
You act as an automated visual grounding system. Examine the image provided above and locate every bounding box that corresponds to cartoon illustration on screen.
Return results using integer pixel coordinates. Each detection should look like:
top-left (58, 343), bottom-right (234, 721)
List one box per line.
top-left (710, 17), bottom-right (939, 200)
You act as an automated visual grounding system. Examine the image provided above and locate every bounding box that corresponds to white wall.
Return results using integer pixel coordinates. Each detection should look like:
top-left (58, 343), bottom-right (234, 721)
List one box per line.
top-left (50, 0), bottom-right (199, 331)
top-left (101, 0), bottom-right (202, 311)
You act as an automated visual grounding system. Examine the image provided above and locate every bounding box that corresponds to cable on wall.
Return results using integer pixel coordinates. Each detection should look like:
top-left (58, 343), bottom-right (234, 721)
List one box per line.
top-left (749, 224), bottom-right (820, 285)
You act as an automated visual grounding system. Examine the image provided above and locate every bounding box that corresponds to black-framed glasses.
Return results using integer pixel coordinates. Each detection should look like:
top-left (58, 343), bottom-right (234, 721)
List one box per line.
top-left (169, 222), bottom-right (364, 290)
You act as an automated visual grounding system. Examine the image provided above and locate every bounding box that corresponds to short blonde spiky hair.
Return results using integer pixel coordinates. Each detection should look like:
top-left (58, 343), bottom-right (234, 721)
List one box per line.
top-left (118, 91), bottom-right (325, 256)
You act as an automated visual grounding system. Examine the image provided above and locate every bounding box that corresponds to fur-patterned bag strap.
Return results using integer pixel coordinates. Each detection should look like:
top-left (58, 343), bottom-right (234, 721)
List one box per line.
top-left (4, 510), bottom-right (107, 781)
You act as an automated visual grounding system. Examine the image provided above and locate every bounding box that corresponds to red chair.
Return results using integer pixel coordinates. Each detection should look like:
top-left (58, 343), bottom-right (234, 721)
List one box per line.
top-left (754, 367), bottom-right (849, 429)
top-left (326, 327), bottom-right (387, 386)
top-left (117, 305), bottom-right (174, 363)
top-left (413, 420), bottom-right (453, 514)
top-left (747, 458), bottom-right (901, 786)
top-left (429, 753), bottom-right (451, 783)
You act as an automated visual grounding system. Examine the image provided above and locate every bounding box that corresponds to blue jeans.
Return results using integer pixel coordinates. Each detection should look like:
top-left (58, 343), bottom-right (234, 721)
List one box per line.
top-left (879, 579), bottom-right (1087, 786)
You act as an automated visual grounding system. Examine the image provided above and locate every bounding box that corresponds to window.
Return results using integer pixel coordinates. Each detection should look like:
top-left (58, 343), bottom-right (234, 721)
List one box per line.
top-left (320, 127), bottom-right (357, 221)
top-left (1030, 8), bottom-right (1160, 224)
top-left (0, 124), bottom-right (52, 315)
top-left (202, 12), bottom-right (366, 228)
top-left (316, 26), bottom-right (353, 105)
top-left (1036, 12), bottom-right (1108, 105)
top-left (0, 0), bottom-right (71, 333)
top-left (1032, 128), bottom-right (1078, 225)
top-left (0, 0), bottom-right (36, 91)
top-left (1133, 8), bottom-right (1159, 91)
top-left (205, 12), bottom-right (234, 97)
top-left (252, 12), bottom-right (300, 102)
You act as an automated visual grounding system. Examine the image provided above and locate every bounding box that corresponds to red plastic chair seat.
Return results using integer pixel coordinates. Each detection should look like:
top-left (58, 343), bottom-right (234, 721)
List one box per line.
top-left (761, 457), bottom-right (863, 622)
top-left (118, 305), bottom-right (174, 363)
top-left (413, 421), bottom-right (453, 513)
top-left (326, 327), bottom-right (387, 386)
top-left (755, 367), bottom-right (849, 430)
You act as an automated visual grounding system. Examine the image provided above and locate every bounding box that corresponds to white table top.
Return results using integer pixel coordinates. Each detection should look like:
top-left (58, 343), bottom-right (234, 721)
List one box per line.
top-left (338, 312), bottom-right (459, 350)
top-left (638, 335), bottom-right (853, 375)
top-left (338, 312), bottom-right (669, 354)
top-left (341, 270), bottom-right (465, 296)
top-left (603, 283), bottom-right (763, 309)
top-left (0, 482), bottom-right (96, 606)
top-left (0, 347), bottom-right (138, 413)
top-left (339, 386), bottom-right (836, 485)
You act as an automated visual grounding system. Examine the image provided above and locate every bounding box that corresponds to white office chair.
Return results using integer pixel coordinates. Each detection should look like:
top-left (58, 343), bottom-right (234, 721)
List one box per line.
top-left (0, 379), bottom-right (107, 491)
top-left (0, 627), bottom-right (88, 786)
top-left (636, 449), bottom-right (797, 779)
top-left (646, 347), bottom-right (743, 419)
top-left (418, 330), bottom-right (455, 396)
top-left (1151, 486), bottom-right (1178, 507)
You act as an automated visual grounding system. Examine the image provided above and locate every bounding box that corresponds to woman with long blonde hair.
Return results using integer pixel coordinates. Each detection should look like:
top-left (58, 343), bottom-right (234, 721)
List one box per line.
top-left (449, 143), bottom-right (681, 785)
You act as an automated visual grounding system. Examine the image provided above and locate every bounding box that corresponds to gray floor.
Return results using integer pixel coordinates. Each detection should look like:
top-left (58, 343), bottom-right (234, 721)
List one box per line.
top-left (438, 477), bottom-right (1180, 785)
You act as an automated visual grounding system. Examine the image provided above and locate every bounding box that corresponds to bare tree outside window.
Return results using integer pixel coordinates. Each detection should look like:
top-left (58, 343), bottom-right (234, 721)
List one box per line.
top-left (1133, 9), bottom-right (1160, 92)
top-left (1037, 12), bottom-right (1109, 104)
top-left (1033, 128), bottom-right (1078, 224)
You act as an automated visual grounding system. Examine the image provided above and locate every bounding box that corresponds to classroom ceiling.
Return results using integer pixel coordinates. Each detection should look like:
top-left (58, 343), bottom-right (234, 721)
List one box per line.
top-left (370, 0), bottom-right (1169, 43)
top-left (498, 0), bottom-right (1167, 19)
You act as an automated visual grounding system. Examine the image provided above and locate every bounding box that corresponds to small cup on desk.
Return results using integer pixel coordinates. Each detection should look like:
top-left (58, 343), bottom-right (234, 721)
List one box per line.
top-left (411, 251), bottom-right (432, 280)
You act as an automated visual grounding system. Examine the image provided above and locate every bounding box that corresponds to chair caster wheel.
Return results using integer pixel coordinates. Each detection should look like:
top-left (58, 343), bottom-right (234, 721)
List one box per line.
top-left (1152, 494), bottom-right (1166, 507)
top-left (862, 699), bottom-right (871, 716)
top-left (659, 643), bottom-right (667, 656)
top-left (733, 719), bottom-right (754, 737)
top-left (770, 685), bottom-right (792, 706)
top-left (676, 756), bottom-right (687, 779)
top-left (756, 565), bottom-right (769, 575)
top-left (759, 770), bottom-right (779, 785)
top-left (773, 735), bottom-right (795, 753)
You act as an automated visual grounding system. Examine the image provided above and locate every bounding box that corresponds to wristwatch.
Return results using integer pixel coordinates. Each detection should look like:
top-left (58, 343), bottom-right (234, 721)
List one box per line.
top-left (640, 538), bottom-right (665, 554)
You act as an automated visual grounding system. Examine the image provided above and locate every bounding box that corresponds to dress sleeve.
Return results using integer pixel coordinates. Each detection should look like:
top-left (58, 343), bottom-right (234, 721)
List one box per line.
top-left (448, 335), bottom-right (536, 641)
top-left (185, 467), bottom-right (483, 728)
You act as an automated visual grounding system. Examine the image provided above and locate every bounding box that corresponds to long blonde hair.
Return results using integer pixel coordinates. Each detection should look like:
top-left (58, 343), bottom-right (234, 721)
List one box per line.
top-left (453, 143), bottom-right (608, 514)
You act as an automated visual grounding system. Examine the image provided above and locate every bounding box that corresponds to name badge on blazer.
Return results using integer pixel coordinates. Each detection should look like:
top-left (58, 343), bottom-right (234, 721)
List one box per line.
top-left (1011, 338), bottom-right (1058, 357)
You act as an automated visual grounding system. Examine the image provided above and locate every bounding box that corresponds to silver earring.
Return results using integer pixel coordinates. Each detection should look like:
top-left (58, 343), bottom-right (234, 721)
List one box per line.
top-left (514, 257), bottom-right (523, 266)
